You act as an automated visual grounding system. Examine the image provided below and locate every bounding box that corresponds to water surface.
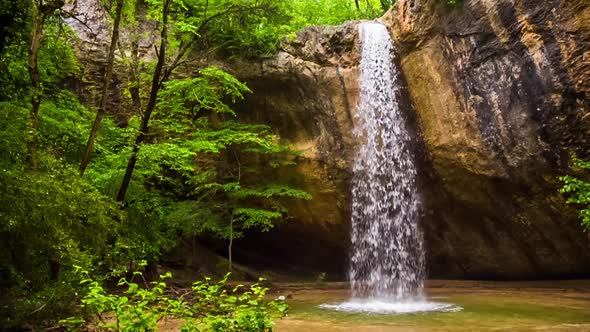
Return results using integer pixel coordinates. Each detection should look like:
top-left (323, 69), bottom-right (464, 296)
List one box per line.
top-left (273, 280), bottom-right (590, 331)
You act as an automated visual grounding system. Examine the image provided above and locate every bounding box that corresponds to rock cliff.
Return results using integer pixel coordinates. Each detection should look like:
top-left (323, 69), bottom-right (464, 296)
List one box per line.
top-left (69, 0), bottom-right (590, 279)
top-left (231, 0), bottom-right (590, 279)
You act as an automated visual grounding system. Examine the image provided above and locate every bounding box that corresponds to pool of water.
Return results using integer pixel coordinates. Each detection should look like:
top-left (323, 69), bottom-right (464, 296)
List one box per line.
top-left (273, 280), bottom-right (590, 331)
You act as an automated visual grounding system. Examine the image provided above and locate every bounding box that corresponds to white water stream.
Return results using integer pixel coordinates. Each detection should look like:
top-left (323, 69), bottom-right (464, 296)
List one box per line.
top-left (320, 21), bottom-right (460, 314)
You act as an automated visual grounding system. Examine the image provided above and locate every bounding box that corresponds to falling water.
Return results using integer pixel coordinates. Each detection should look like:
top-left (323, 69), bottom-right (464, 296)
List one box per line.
top-left (321, 21), bottom-right (460, 314)
top-left (349, 21), bottom-right (424, 300)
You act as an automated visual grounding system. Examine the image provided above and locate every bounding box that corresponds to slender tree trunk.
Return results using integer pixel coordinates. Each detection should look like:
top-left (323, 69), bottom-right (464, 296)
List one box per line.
top-left (28, 0), bottom-right (64, 280)
top-left (28, 8), bottom-right (44, 173)
top-left (354, 0), bottom-right (360, 10)
top-left (117, 0), bottom-right (142, 117)
top-left (116, 0), bottom-right (171, 202)
top-left (28, 0), bottom-right (64, 172)
top-left (129, 0), bottom-right (143, 115)
top-left (228, 151), bottom-right (241, 271)
top-left (128, 36), bottom-right (142, 113)
top-left (228, 216), bottom-right (234, 271)
top-left (80, 0), bottom-right (125, 175)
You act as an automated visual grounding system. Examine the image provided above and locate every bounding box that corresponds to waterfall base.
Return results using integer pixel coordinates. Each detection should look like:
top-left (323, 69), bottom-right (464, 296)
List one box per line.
top-left (319, 299), bottom-right (462, 314)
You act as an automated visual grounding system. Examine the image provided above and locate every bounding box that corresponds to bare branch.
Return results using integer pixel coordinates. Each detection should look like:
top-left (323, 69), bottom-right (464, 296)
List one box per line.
top-left (60, 9), bottom-right (95, 35)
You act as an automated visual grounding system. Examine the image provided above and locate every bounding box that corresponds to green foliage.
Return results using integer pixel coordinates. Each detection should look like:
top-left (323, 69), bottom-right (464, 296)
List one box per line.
top-left (0, 14), bottom-right (79, 101)
top-left (1, 0), bottom-right (312, 329)
top-left (0, 101), bottom-right (124, 328)
top-left (163, 0), bottom-right (390, 58)
top-left (215, 0), bottom-right (473, 57)
top-left (63, 269), bottom-right (183, 331)
top-left (289, 0), bottom-right (381, 26)
top-left (62, 269), bottom-right (287, 331)
top-left (0, 0), bottom-right (32, 47)
top-left (111, 66), bottom-right (312, 246)
top-left (191, 274), bottom-right (287, 331)
top-left (0, 158), bottom-right (122, 278)
top-left (559, 156), bottom-right (590, 231)
top-left (0, 35), bottom-right (151, 327)
top-left (158, 66), bottom-right (252, 120)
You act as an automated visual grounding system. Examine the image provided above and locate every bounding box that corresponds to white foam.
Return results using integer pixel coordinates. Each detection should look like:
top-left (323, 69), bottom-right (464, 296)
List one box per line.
top-left (319, 299), bottom-right (462, 314)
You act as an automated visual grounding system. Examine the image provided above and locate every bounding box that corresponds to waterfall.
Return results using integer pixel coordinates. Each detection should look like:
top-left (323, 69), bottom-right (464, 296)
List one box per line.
top-left (349, 22), bottom-right (425, 300)
top-left (320, 21), bottom-right (460, 314)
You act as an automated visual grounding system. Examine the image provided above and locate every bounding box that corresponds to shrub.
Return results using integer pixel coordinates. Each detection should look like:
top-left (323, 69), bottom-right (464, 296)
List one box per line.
top-left (62, 268), bottom-right (288, 331)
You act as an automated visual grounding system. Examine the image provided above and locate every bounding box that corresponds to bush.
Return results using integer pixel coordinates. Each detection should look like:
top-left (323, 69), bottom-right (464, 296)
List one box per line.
top-left (62, 268), bottom-right (288, 331)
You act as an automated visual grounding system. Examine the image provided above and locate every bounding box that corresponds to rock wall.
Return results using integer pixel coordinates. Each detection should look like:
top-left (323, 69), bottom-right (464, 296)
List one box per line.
top-left (387, 0), bottom-right (590, 278)
top-left (224, 24), bottom-right (361, 275)
top-left (68, 0), bottom-right (590, 279)
top-left (230, 0), bottom-right (590, 279)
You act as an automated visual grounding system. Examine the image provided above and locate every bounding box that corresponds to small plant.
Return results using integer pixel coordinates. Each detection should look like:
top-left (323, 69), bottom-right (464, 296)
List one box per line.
top-left (559, 156), bottom-right (590, 231)
top-left (61, 267), bottom-right (287, 331)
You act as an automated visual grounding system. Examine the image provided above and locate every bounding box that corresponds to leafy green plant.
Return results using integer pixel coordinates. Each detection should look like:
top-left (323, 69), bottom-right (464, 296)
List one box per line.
top-left (101, 66), bottom-right (312, 270)
top-left (559, 156), bottom-right (590, 231)
top-left (0, 1), bottom-right (352, 329)
top-left (192, 274), bottom-right (288, 331)
top-left (0, 97), bottom-right (125, 327)
top-left (195, 0), bottom-right (389, 58)
top-left (62, 268), bottom-right (288, 331)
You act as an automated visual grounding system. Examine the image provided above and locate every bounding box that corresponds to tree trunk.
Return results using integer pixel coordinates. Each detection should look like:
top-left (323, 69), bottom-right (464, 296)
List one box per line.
top-left (228, 216), bottom-right (234, 271)
top-left (129, 0), bottom-right (143, 114)
top-left (80, 0), bottom-right (125, 176)
top-left (128, 36), bottom-right (142, 114)
top-left (28, 8), bottom-right (44, 173)
top-left (228, 151), bottom-right (241, 272)
top-left (27, 0), bottom-right (65, 173)
top-left (354, 0), bottom-right (360, 10)
top-left (116, 0), bottom-right (171, 202)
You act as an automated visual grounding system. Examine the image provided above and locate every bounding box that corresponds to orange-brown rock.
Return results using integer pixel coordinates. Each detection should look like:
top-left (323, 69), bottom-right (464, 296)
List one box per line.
top-left (232, 0), bottom-right (590, 279)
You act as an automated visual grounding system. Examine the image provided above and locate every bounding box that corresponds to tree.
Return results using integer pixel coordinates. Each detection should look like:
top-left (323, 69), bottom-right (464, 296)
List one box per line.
top-left (79, 0), bottom-right (125, 175)
top-left (28, 0), bottom-right (65, 172)
top-left (134, 67), bottom-right (312, 271)
top-left (115, 0), bottom-right (288, 201)
top-left (0, 99), bottom-right (123, 328)
top-left (117, 0), bottom-right (171, 202)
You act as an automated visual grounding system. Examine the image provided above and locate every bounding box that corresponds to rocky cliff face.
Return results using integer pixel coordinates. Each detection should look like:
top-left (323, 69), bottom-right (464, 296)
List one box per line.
top-left (70, 0), bottom-right (590, 279)
top-left (224, 24), bottom-right (361, 275)
top-left (385, 0), bottom-right (590, 278)
top-left (230, 0), bottom-right (590, 279)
